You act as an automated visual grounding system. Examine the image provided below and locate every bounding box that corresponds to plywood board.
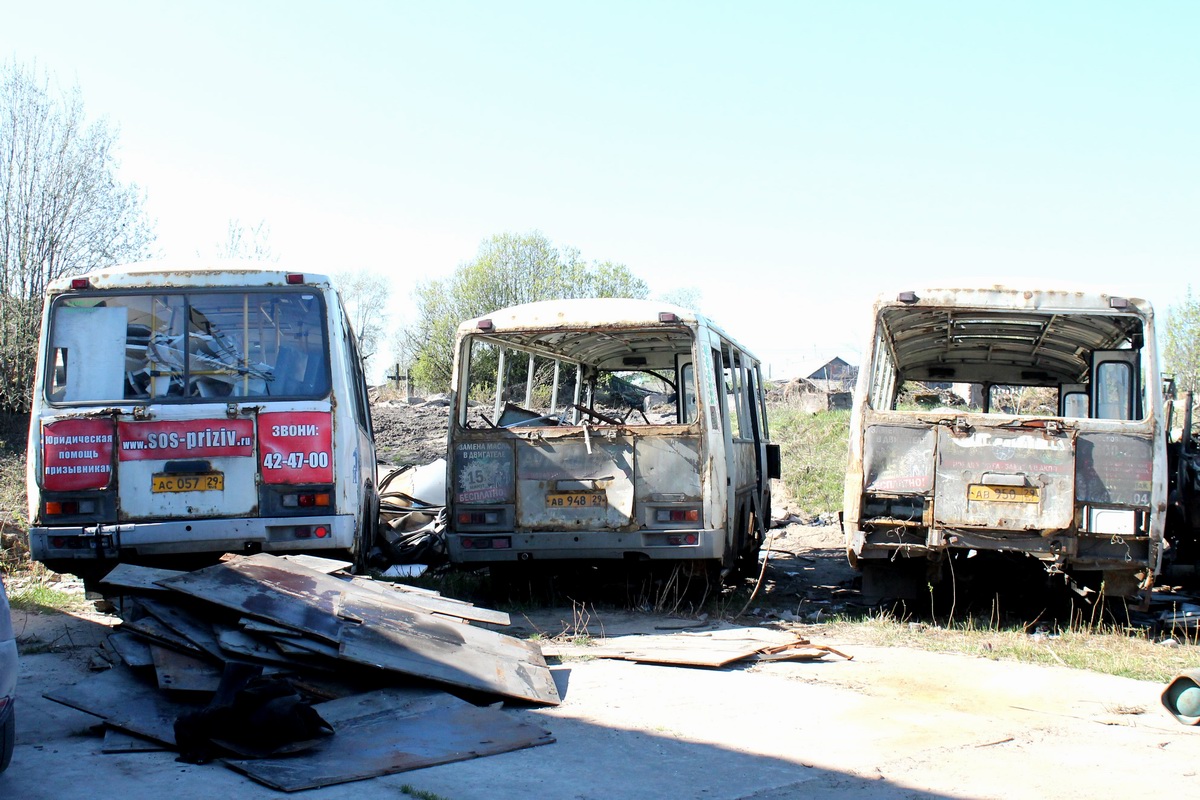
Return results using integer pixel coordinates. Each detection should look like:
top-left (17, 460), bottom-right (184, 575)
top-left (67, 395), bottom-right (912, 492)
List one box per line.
top-left (279, 554), bottom-right (353, 574)
top-left (107, 631), bottom-right (154, 668)
top-left (344, 576), bottom-right (510, 626)
top-left (543, 627), bottom-right (812, 667)
top-left (151, 645), bottom-right (223, 692)
top-left (139, 598), bottom-right (225, 661)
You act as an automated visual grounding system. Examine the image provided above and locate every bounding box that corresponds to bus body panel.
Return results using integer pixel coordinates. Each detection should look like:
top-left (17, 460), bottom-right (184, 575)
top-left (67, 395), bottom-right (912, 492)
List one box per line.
top-left (26, 262), bottom-right (377, 574)
top-left (843, 285), bottom-right (1165, 595)
top-left (444, 298), bottom-right (770, 573)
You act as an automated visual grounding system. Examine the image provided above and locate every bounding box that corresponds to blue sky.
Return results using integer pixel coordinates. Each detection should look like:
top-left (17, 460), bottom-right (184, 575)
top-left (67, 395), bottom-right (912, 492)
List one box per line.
top-left (4, 2), bottom-right (1197, 378)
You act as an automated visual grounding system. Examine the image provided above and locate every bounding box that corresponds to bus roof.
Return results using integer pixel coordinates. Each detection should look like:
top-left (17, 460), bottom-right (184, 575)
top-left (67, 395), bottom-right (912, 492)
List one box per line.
top-left (457, 297), bottom-right (758, 358)
top-left (47, 260), bottom-right (334, 293)
top-left (873, 284), bottom-right (1153, 316)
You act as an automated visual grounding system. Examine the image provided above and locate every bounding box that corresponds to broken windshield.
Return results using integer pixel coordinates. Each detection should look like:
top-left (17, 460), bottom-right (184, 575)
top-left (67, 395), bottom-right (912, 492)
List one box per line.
top-left (46, 289), bottom-right (331, 403)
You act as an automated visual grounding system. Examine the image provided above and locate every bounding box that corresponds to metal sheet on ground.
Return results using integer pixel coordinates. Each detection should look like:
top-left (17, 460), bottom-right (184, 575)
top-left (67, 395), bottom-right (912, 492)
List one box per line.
top-left (344, 576), bottom-right (511, 626)
top-left (224, 695), bottom-right (555, 791)
top-left (279, 554), bottom-right (353, 574)
top-left (44, 664), bottom-right (197, 746)
top-left (337, 593), bottom-right (560, 705)
top-left (158, 554), bottom-right (348, 642)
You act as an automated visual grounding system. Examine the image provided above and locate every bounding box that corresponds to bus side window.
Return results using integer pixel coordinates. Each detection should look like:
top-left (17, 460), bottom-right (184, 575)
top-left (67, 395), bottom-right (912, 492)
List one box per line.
top-left (679, 359), bottom-right (696, 424)
top-left (1095, 361), bottom-right (1133, 420)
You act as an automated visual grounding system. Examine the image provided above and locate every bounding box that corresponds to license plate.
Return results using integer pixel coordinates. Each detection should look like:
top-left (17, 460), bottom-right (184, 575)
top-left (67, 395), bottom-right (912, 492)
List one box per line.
top-left (967, 484), bottom-right (1039, 504)
top-left (152, 473), bottom-right (224, 493)
top-left (546, 491), bottom-right (605, 508)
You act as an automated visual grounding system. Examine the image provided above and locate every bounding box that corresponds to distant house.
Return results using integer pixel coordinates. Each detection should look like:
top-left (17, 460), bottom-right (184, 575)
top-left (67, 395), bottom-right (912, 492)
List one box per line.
top-left (801, 356), bottom-right (856, 386)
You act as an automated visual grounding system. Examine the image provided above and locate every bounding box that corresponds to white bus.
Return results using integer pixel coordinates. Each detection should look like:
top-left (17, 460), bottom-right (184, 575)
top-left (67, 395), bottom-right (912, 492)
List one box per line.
top-left (444, 298), bottom-right (780, 582)
top-left (843, 285), bottom-right (1166, 600)
top-left (26, 262), bottom-right (378, 581)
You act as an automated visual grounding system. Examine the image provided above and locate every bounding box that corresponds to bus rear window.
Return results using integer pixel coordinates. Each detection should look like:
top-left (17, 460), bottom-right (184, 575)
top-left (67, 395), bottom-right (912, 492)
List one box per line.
top-left (47, 290), bottom-right (330, 402)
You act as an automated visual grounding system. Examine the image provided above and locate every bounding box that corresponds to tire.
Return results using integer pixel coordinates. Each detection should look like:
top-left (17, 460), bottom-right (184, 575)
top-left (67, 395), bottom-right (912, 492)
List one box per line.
top-left (0, 703), bottom-right (14, 773)
top-left (353, 490), bottom-right (379, 574)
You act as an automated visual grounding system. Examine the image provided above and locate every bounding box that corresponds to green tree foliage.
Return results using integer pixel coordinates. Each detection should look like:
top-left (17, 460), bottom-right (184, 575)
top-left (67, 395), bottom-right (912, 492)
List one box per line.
top-left (401, 231), bottom-right (649, 391)
top-left (1164, 289), bottom-right (1200, 396)
top-left (0, 61), bottom-right (154, 412)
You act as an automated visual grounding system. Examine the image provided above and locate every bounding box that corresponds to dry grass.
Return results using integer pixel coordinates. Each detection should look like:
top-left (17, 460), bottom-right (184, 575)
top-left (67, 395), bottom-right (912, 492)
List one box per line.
top-left (812, 610), bottom-right (1198, 683)
top-left (0, 450), bottom-right (31, 573)
top-left (768, 407), bottom-right (850, 515)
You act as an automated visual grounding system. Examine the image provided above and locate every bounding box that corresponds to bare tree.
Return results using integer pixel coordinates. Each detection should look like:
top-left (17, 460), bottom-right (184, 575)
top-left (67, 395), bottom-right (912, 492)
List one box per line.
top-left (212, 218), bottom-right (277, 261)
top-left (0, 61), bottom-right (154, 412)
top-left (332, 270), bottom-right (390, 371)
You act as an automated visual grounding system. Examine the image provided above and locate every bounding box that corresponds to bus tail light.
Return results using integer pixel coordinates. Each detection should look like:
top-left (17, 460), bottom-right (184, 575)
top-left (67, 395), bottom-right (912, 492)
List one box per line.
top-left (45, 499), bottom-right (96, 516)
top-left (656, 508), bottom-right (699, 523)
top-left (282, 491), bottom-right (332, 508)
top-left (460, 536), bottom-right (511, 550)
top-left (458, 510), bottom-right (500, 525)
top-left (292, 525), bottom-right (330, 539)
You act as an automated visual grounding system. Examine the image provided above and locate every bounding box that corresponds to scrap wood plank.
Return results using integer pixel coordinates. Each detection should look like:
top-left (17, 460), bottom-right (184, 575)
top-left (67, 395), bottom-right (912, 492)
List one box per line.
top-left (150, 645), bottom-right (223, 692)
top-left (120, 612), bottom-right (206, 657)
top-left (107, 631), bottom-right (154, 668)
top-left (336, 594), bottom-right (560, 705)
top-left (99, 562), bottom-right (187, 594)
top-left (44, 664), bottom-right (199, 746)
top-left (101, 727), bottom-right (170, 754)
top-left (215, 626), bottom-right (314, 667)
top-left (138, 597), bottom-right (226, 661)
top-left (223, 691), bottom-right (554, 792)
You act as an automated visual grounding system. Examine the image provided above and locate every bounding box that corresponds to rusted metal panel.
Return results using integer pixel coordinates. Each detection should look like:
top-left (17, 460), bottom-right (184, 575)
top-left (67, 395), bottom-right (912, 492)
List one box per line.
top-left (158, 555), bottom-right (348, 642)
top-left (337, 592), bottom-right (561, 705)
top-left (224, 691), bottom-right (555, 791)
top-left (1076, 432), bottom-right (1154, 506)
top-left (863, 425), bottom-right (936, 493)
top-left (343, 576), bottom-right (511, 627)
top-left (933, 427), bottom-right (1075, 531)
top-left (138, 597), bottom-right (225, 662)
top-left (633, 436), bottom-right (702, 498)
top-left (515, 438), bottom-right (634, 529)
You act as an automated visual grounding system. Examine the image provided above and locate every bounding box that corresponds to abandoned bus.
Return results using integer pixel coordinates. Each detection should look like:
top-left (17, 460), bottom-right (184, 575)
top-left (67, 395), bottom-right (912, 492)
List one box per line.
top-left (444, 298), bottom-right (780, 579)
top-left (843, 285), bottom-right (1166, 600)
top-left (26, 262), bottom-right (378, 580)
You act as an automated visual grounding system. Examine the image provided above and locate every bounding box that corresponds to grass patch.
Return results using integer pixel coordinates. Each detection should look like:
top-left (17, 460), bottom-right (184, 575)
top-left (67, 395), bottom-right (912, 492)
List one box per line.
top-left (768, 406), bottom-right (850, 515)
top-left (7, 580), bottom-right (83, 613)
top-left (0, 449), bottom-right (31, 572)
top-left (400, 784), bottom-right (453, 800)
top-left (813, 611), bottom-right (1198, 683)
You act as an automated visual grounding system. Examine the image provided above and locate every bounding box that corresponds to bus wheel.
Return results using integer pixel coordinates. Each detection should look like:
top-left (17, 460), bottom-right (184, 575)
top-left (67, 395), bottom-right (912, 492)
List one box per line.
top-left (353, 492), bottom-right (378, 574)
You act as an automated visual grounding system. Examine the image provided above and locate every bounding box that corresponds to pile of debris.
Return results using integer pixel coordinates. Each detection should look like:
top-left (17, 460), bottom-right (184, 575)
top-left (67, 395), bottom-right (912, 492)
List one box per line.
top-left (44, 552), bottom-right (558, 791)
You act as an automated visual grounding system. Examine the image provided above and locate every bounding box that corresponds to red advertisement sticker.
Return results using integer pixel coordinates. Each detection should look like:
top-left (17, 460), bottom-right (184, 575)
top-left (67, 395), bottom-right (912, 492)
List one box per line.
top-left (258, 411), bottom-right (334, 484)
top-left (117, 419), bottom-right (255, 461)
top-left (43, 418), bottom-right (115, 491)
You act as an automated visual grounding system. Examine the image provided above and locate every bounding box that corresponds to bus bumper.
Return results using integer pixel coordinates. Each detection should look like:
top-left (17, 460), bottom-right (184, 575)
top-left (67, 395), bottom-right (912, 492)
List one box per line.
top-left (447, 528), bottom-right (725, 563)
top-left (29, 515), bottom-right (357, 561)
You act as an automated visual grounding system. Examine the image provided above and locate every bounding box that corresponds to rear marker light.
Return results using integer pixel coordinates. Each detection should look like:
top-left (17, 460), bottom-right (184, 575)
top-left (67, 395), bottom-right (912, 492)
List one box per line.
top-left (315, 526), bottom-right (329, 538)
top-left (70, 277), bottom-right (91, 289)
top-left (477, 318), bottom-right (494, 331)
top-left (460, 536), bottom-right (510, 550)
top-left (286, 273), bottom-right (304, 284)
top-left (659, 312), bottom-right (678, 323)
top-left (458, 511), bottom-right (500, 525)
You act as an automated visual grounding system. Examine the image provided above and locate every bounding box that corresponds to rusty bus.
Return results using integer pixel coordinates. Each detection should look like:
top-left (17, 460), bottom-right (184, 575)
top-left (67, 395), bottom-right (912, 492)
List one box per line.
top-left (444, 298), bottom-right (780, 581)
top-left (26, 262), bottom-right (379, 581)
top-left (843, 286), bottom-right (1166, 601)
